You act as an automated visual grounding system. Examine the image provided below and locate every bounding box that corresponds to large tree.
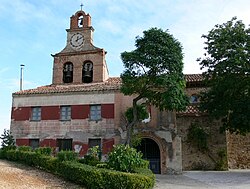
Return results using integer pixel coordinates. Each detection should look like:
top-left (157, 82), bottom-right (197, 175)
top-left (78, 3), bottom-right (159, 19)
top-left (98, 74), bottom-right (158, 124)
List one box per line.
top-left (198, 17), bottom-right (250, 134)
top-left (121, 28), bottom-right (189, 145)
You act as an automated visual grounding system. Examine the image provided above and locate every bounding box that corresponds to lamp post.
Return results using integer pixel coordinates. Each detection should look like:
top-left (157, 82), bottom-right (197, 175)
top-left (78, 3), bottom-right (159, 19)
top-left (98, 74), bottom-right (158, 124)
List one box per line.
top-left (20, 64), bottom-right (25, 91)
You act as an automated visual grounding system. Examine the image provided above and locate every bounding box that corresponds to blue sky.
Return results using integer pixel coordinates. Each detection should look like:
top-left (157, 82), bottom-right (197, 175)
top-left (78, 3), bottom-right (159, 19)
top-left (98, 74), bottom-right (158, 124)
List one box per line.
top-left (0, 0), bottom-right (250, 137)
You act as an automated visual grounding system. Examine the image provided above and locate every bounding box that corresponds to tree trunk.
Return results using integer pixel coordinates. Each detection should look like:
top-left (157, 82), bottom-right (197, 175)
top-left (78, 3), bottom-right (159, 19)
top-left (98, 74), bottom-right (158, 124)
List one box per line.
top-left (125, 95), bottom-right (142, 146)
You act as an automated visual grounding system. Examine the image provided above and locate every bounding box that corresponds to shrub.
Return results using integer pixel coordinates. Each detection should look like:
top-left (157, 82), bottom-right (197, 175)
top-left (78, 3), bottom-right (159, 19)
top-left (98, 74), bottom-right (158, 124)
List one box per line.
top-left (57, 150), bottom-right (78, 161)
top-left (18, 146), bottom-right (32, 152)
top-left (35, 147), bottom-right (52, 156)
top-left (1, 148), bottom-right (155, 189)
top-left (215, 148), bottom-right (228, 171)
top-left (187, 123), bottom-right (209, 152)
top-left (107, 144), bottom-right (148, 172)
top-left (79, 146), bottom-right (101, 166)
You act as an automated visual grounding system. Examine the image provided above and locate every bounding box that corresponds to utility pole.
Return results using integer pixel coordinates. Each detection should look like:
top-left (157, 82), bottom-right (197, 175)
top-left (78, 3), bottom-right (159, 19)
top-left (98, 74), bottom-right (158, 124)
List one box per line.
top-left (20, 64), bottom-right (25, 91)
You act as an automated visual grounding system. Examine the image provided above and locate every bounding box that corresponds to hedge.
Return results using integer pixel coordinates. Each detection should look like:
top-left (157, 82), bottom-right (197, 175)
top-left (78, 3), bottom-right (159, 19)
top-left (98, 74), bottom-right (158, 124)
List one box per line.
top-left (0, 149), bottom-right (155, 189)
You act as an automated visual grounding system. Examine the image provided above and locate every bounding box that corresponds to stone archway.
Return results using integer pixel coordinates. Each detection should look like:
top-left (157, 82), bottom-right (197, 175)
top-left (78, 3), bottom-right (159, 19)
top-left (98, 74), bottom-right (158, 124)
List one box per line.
top-left (137, 132), bottom-right (167, 174)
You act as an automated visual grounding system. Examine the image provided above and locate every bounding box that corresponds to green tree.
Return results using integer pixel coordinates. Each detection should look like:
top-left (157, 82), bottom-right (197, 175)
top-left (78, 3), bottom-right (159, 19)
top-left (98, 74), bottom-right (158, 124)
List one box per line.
top-left (121, 28), bottom-right (189, 145)
top-left (0, 129), bottom-right (15, 149)
top-left (198, 17), bottom-right (250, 134)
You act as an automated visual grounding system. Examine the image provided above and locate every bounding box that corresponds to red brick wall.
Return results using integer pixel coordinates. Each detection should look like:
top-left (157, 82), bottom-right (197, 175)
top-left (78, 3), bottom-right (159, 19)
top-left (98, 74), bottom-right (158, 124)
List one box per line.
top-left (11, 107), bottom-right (31, 121)
top-left (72, 105), bottom-right (89, 119)
top-left (40, 139), bottom-right (57, 147)
top-left (41, 106), bottom-right (60, 120)
top-left (102, 138), bottom-right (114, 154)
top-left (16, 139), bottom-right (29, 146)
top-left (101, 104), bottom-right (114, 119)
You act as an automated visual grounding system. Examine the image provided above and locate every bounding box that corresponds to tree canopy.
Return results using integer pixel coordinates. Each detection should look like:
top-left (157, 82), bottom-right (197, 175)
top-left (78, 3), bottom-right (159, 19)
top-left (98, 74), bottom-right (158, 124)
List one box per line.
top-left (198, 17), bottom-right (250, 134)
top-left (120, 28), bottom-right (189, 144)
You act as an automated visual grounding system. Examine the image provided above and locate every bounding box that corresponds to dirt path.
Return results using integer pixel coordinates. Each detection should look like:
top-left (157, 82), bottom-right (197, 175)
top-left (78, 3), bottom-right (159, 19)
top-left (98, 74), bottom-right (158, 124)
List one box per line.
top-left (0, 159), bottom-right (84, 189)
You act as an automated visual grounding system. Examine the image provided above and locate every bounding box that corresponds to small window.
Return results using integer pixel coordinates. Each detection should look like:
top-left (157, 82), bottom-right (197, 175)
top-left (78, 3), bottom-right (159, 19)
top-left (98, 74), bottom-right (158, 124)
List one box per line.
top-left (29, 139), bottom-right (39, 150)
top-left (63, 63), bottom-right (73, 83)
top-left (60, 106), bottom-right (71, 121)
top-left (190, 94), bottom-right (198, 103)
top-left (82, 62), bottom-right (93, 83)
top-left (88, 138), bottom-right (102, 158)
top-left (31, 107), bottom-right (41, 121)
top-left (57, 139), bottom-right (72, 151)
top-left (90, 105), bottom-right (101, 121)
top-left (78, 15), bottom-right (83, 27)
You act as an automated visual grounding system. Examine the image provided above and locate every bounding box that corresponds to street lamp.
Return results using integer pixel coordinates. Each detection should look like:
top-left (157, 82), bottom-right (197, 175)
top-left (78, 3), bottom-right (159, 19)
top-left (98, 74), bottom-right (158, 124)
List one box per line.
top-left (20, 64), bottom-right (25, 91)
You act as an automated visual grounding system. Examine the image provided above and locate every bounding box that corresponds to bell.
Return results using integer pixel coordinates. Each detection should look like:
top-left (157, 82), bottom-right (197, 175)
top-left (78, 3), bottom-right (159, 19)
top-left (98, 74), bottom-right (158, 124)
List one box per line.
top-left (79, 18), bottom-right (83, 26)
top-left (66, 71), bottom-right (72, 78)
top-left (84, 71), bottom-right (91, 77)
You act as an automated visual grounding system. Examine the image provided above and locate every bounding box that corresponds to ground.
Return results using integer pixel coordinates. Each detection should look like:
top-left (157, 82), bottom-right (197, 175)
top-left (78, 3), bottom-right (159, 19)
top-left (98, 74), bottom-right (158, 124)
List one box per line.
top-left (0, 160), bottom-right (84, 189)
top-left (0, 159), bottom-right (250, 189)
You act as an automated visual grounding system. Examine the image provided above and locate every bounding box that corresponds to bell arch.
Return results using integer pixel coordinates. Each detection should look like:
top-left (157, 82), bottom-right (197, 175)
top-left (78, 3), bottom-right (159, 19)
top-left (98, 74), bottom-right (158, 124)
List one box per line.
top-left (63, 62), bottom-right (73, 83)
top-left (82, 61), bottom-right (93, 83)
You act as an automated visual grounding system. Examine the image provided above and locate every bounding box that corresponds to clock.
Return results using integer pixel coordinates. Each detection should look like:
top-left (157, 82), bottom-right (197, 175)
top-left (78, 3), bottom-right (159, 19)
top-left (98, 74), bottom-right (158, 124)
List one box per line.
top-left (70, 33), bottom-right (84, 49)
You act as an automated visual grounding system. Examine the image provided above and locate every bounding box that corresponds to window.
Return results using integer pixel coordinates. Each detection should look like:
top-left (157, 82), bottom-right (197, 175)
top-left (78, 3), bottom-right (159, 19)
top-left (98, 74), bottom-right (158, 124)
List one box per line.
top-left (88, 138), bottom-right (102, 158)
top-left (31, 107), bottom-right (41, 121)
top-left (82, 62), bottom-right (93, 83)
top-left (57, 139), bottom-right (72, 151)
top-left (190, 94), bottom-right (198, 103)
top-left (90, 105), bottom-right (101, 121)
top-left (60, 106), bottom-right (71, 121)
top-left (63, 62), bottom-right (73, 83)
top-left (78, 15), bottom-right (83, 27)
top-left (29, 139), bottom-right (39, 150)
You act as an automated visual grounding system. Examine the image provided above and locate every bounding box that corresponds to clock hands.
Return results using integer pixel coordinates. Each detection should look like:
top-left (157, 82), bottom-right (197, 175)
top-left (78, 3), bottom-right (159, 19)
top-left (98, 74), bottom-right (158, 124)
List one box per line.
top-left (75, 35), bottom-right (83, 42)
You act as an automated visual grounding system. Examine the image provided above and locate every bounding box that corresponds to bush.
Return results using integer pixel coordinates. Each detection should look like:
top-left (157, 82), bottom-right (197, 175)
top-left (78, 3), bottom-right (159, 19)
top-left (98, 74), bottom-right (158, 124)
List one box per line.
top-left (18, 146), bottom-right (32, 152)
top-left (187, 123), bottom-right (209, 152)
top-left (1, 149), bottom-right (155, 189)
top-left (107, 144), bottom-right (148, 172)
top-left (57, 150), bottom-right (78, 161)
top-left (58, 161), bottom-right (155, 189)
top-left (35, 147), bottom-right (52, 156)
top-left (79, 154), bottom-right (101, 166)
top-left (79, 146), bottom-right (101, 166)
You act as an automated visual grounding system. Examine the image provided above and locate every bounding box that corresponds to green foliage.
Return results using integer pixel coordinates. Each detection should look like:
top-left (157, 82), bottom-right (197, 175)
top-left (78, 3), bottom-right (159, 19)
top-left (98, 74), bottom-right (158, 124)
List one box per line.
top-left (198, 17), bottom-right (250, 134)
top-left (187, 123), bottom-right (209, 152)
top-left (57, 150), bottom-right (78, 161)
top-left (0, 129), bottom-right (15, 149)
top-left (121, 28), bottom-right (189, 145)
top-left (107, 144), bottom-right (149, 172)
top-left (121, 27), bottom-right (189, 112)
top-left (215, 148), bottom-right (228, 171)
top-left (125, 105), bottom-right (149, 123)
top-left (0, 149), bottom-right (155, 189)
top-left (35, 147), bottom-right (52, 156)
top-left (18, 146), bottom-right (32, 151)
top-left (79, 146), bottom-right (101, 166)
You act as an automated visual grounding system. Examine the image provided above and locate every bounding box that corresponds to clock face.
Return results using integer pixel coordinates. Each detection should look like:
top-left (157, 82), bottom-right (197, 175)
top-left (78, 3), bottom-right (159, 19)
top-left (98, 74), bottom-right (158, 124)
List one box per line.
top-left (70, 33), bottom-right (84, 49)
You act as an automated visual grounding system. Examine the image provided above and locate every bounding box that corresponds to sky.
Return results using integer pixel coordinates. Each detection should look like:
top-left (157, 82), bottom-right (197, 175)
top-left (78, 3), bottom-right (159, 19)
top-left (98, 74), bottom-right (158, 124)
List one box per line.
top-left (0, 0), bottom-right (250, 139)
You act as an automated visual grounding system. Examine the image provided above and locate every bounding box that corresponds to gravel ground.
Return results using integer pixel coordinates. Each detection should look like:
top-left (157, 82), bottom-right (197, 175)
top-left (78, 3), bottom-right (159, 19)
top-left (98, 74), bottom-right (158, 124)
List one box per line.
top-left (1, 159), bottom-right (250, 189)
top-left (0, 160), bottom-right (84, 189)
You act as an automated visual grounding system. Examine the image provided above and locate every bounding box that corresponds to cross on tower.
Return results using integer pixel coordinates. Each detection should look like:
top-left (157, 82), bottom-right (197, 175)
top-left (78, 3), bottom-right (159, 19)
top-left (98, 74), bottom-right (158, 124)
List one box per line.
top-left (80, 3), bottom-right (84, 11)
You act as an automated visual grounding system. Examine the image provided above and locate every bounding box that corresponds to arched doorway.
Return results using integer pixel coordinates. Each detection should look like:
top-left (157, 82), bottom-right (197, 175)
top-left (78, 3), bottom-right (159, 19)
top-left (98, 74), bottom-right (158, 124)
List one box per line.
top-left (137, 138), bottom-right (161, 174)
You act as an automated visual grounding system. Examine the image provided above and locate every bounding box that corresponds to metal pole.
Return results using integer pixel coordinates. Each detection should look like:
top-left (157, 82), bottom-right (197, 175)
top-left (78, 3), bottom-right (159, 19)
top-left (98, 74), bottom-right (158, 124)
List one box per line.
top-left (20, 64), bottom-right (25, 91)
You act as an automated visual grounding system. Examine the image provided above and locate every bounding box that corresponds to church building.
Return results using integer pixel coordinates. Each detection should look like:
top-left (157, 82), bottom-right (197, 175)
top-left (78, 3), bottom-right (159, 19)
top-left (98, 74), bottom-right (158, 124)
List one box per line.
top-left (11, 8), bottom-right (240, 174)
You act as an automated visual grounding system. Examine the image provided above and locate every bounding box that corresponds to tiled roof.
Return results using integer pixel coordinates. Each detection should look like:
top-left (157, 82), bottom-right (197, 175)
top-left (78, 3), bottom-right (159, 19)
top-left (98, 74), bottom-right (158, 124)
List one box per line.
top-left (14, 77), bottom-right (121, 95)
top-left (184, 74), bottom-right (203, 82)
top-left (14, 74), bottom-right (204, 96)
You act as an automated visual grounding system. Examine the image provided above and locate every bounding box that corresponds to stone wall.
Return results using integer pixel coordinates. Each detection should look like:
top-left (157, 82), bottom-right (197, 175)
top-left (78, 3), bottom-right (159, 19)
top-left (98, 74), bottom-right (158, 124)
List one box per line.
top-left (177, 115), bottom-right (227, 170)
top-left (227, 132), bottom-right (250, 169)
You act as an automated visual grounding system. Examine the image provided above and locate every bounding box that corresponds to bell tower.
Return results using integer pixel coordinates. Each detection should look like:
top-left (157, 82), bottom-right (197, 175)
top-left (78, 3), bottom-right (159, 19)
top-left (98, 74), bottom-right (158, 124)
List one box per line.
top-left (51, 8), bottom-right (109, 85)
